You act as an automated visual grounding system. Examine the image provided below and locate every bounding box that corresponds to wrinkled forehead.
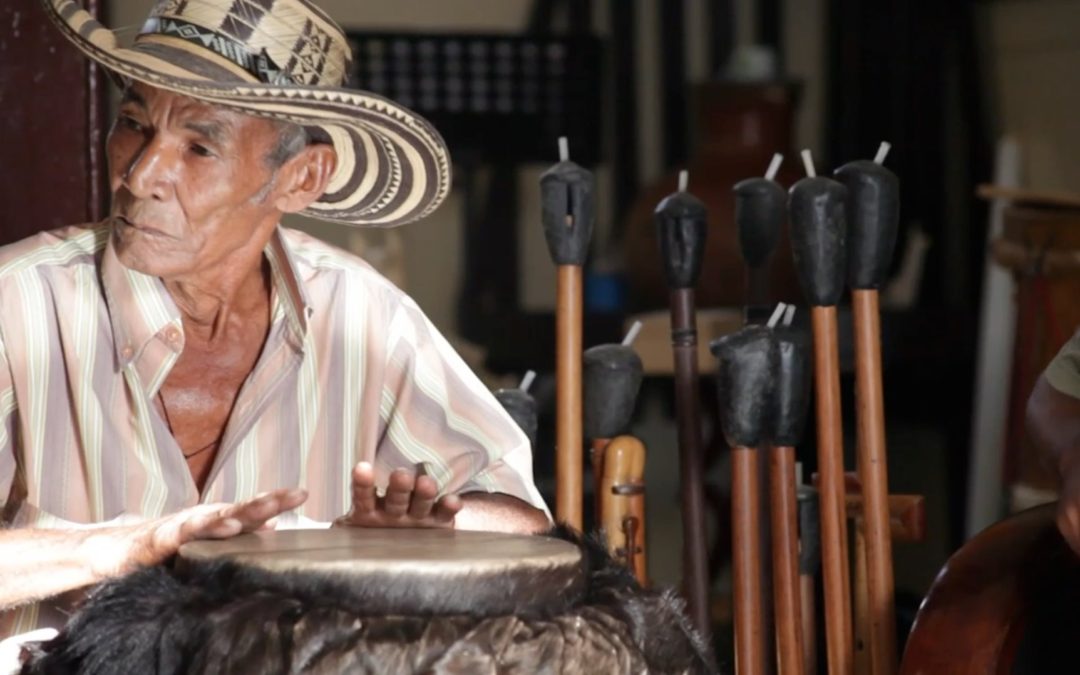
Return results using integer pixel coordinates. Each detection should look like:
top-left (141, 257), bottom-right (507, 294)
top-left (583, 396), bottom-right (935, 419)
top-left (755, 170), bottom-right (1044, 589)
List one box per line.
top-left (119, 81), bottom-right (282, 143)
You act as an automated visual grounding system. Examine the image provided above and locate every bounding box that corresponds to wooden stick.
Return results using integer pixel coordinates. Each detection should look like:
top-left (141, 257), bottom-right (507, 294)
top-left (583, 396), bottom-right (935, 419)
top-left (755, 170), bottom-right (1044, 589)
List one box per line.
top-left (770, 445), bottom-right (805, 675)
top-left (733, 444), bottom-right (765, 675)
top-left (591, 438), bottom-right (607, 527)
top-left (600, 435), bottom-right (648, 584)
top-left (671, 287), bottom-right (712, 640)
top-left (810, 306), bottom-right (853, 675)
top-left (797, 479), bottom-right (820, 675)
top-left (556, 265), bottom-right (583, 530)
top-left (853, 521), bottom-right (871, 674)
top-left (801, 575), bottom-right (818, 675)
top-left (852, 289), bottom-right (898, 673)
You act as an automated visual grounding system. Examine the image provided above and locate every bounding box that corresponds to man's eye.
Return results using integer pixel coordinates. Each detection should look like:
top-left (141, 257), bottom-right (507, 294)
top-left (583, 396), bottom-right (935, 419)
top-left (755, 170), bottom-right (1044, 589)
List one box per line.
top-left (190, 144), bottom-right (214, 158)
top-left (119, 115), bottom-right (143, 131)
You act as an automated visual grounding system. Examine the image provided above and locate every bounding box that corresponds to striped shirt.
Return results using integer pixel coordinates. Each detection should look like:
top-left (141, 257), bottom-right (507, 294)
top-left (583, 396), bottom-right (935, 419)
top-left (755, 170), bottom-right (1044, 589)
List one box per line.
top-left (0, 221), bottom-right (549, 635)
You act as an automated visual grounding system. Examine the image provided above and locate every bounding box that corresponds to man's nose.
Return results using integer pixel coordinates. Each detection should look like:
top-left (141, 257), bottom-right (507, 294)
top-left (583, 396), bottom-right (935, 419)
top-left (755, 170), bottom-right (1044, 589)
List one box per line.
top-left (123, 137), bottom-right (175, 201)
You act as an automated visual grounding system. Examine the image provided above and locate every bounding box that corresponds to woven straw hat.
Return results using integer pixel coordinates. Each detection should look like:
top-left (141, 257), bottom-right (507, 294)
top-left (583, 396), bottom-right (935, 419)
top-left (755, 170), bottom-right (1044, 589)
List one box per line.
top-left (41, 0), bottom-right (452, 228)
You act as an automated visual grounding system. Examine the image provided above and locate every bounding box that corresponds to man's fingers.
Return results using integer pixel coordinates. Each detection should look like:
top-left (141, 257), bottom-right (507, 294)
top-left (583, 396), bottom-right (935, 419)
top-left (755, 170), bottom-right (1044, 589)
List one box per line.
top-left (351, 462), bottom-right (378, 516)
top-left (433, 493), bottom-right (463, 524)
top-left (408, 474), bottom-right (439, 519)
top-left (227, 488), bottom-right (307, 531)
top-left (383, 468), bottom-right (415, 518)
top-left (180, 511), bottom-right (241, 542)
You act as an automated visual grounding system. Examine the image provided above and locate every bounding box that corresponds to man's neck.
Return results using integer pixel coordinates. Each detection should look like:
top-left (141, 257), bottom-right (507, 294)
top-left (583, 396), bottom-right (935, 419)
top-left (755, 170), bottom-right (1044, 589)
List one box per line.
top-left (164, 247), bottom-right (272, 345)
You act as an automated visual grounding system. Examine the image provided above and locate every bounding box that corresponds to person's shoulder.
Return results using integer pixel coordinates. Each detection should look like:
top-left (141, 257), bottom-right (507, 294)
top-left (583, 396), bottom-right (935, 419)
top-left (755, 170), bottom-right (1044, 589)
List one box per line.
top-left (280, 227), bottom-right (405, 299)
top-left (0, 223), bottom-right (109, 282)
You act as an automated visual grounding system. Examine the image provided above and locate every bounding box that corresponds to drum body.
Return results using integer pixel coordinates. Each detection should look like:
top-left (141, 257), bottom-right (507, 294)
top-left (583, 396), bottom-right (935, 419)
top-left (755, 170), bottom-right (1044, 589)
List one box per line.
top-left (899, 503), bottom-right (1080, 675)
top-left (21, 526), bottom-right (715, 674)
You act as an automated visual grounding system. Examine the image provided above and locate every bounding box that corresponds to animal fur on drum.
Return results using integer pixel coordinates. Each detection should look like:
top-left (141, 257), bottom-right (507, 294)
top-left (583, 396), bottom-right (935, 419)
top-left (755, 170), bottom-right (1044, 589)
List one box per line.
top-left (20, 526), bottom-right (717, 674)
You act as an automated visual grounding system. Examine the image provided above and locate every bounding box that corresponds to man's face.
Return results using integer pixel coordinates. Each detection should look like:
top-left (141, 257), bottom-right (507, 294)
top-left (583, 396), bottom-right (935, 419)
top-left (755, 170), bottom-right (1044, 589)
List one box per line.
top-left (107, 82), bottom-right (286, 279)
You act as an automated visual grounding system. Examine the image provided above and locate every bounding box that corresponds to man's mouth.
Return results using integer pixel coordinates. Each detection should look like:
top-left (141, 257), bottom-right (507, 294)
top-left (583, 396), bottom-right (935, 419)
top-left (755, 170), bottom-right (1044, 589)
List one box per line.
top-left (115, 215), bottom-right (171, 238)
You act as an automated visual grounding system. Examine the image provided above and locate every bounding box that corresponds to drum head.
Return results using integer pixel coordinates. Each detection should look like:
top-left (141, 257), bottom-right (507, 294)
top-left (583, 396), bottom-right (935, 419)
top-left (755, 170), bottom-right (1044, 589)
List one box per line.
top-left (178, 527), bottom-right (585, 616)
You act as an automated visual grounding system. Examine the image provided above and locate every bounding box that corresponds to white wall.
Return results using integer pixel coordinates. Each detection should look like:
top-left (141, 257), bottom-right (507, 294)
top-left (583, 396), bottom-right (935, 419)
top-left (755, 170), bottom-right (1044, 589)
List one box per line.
top-left (983, 0), bottom-right (1080, 193)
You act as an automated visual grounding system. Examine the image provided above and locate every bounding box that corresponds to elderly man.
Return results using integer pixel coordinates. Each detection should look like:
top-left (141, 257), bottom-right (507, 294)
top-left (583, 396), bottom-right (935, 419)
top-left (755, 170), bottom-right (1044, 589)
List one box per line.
top-left (0, 0), bottom-right (550, 644)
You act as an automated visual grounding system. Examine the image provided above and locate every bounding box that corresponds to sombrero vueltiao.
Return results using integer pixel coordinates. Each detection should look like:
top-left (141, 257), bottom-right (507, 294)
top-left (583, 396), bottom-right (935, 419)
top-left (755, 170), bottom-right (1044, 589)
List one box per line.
top-left (40, 0), bottom-right (451, 228)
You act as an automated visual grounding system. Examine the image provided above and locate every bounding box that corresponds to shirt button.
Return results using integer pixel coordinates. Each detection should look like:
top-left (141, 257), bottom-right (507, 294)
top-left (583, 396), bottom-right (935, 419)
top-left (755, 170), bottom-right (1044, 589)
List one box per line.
top-left (165, 327), bottom-right (181, 343)
top-left (121, 345), bottom-right (134, 359)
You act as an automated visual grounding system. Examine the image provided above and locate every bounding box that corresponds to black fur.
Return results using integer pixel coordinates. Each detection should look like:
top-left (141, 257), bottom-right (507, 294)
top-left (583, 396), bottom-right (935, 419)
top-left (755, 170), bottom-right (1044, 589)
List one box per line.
top-left (21, 526), bottom-right (718, 674)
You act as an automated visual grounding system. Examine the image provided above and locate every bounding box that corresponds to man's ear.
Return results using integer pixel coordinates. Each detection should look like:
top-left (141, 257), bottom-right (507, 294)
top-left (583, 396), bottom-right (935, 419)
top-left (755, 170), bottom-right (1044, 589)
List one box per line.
top-left (275, 144), bottom-right (338, 214)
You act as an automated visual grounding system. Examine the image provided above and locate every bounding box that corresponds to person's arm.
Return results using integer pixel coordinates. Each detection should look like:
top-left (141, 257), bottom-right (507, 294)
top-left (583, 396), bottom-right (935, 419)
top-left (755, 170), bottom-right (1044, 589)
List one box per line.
top-left (455, 491), bottom-right (550, 534)
top-left (1027, 329), bottom-right (1080, 554)
top-left (0, 491), bottom-right (307, 611)
top-left (334, 293), bottom-right (551, 535)
top-left (1026, 373), bottom-right (1080, 471)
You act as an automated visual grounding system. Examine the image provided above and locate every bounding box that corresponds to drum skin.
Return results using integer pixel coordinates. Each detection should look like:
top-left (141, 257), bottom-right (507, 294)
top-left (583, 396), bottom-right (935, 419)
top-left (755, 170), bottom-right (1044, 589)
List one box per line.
top-left (20, 526), bottom-right (716, 675)
top-left (899, 503), bottom-right (1080, 675)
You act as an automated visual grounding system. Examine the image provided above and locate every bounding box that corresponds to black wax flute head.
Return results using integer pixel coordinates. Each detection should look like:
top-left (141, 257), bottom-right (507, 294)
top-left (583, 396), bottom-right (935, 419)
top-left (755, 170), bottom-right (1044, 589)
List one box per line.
top-left (734, 176), bottom-right (787, 269)
top-left (654, 188), bottom-right (707, 289)
top-left (540, 158), bottom-right (595, 266)
top-left (583, 344), bottom-right (644, 440)
top-left (772, 323), bottom-right (811, 447)
top-left (710, 325), bottom-right (778, 449)
top-left (788, 176), bottom-right (848, 307)
top-left (494, 388), bottom-right (538, 450)
top-left (833, 158), bottom-right (900, 290)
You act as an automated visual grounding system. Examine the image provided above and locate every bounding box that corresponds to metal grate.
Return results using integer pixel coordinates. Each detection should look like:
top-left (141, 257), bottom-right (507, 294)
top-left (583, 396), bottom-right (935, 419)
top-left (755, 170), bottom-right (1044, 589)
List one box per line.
top-left (346, 32), bottom-right (603, 164)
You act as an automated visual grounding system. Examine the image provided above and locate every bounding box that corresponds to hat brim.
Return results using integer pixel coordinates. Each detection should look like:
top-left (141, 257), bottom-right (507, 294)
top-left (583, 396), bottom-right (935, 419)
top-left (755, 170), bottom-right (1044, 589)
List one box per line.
top-left (42, 0), bottom-right (452, 228)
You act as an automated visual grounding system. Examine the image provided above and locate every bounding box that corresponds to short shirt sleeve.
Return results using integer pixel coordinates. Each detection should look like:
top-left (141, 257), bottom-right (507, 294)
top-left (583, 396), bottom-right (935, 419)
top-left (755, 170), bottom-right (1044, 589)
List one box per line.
top-left (1045, 327), bottom-right (1080, 399)
top-left (376, 294), bottom-right (551, 519)
top-left (0, 332), bottom-right (18, 512)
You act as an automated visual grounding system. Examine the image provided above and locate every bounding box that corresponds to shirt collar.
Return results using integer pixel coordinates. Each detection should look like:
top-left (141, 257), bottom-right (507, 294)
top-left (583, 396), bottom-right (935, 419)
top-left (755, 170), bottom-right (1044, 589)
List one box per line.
top-left (101, 224), bottom-right (314, 375)
top-left (101, 229), bottom-right (183, 372)
top-left (264, 225), bottom-right (313, 345)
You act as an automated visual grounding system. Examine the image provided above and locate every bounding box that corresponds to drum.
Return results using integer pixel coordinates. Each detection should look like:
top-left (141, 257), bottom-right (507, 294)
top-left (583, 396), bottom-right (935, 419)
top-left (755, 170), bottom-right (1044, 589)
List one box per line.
top-left (899, 502), bottom-right (1080, 674)
top-left (20, 526), bottom-right (716, 674)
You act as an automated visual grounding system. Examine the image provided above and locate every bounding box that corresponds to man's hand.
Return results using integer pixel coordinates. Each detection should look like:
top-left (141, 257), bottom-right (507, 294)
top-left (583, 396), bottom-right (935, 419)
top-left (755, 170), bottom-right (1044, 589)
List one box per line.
top-left (99, 487), bottom-right (308, 577)
top-left (333, 462), bottom-right (462, 529)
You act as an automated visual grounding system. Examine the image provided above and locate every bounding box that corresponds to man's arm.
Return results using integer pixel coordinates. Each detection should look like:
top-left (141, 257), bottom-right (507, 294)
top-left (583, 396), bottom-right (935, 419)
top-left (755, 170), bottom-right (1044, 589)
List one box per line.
top-left (1026, 373), bottom-right (1080, 471)
top-left (0, 488), bottom-right (307, 611)
top-left (456, 491), bottom-right (551, 534)
top-left (1027, 372), bottom-right (1080, 555)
